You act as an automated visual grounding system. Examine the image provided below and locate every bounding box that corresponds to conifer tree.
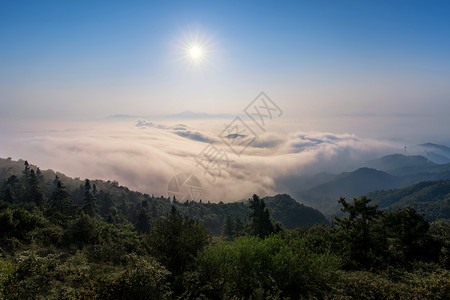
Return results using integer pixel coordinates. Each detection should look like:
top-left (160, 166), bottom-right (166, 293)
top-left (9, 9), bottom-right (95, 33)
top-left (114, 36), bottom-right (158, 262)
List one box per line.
top-left (26, 169), bottom-right (45, 208)
top-left (222, 215), bottom-right (235, 240)
top-left (82, 179), bottom-right (98, 217)
top-left (136, 200), bottom-right (151, 233)
top-left (48, 176), bottom-right (74, 216)
top-left (248, 194), bottom-right (274, 238)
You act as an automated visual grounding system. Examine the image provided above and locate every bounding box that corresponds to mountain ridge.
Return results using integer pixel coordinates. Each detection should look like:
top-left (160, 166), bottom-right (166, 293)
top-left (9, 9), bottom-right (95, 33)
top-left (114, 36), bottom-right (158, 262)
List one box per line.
top-left (0, 157), bottom-right (327, 234)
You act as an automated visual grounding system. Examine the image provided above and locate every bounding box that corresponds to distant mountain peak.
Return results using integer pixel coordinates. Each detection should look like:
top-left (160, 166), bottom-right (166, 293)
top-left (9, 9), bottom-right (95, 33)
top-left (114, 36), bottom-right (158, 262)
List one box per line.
top-left (366, 153), bottom-right (431, 172)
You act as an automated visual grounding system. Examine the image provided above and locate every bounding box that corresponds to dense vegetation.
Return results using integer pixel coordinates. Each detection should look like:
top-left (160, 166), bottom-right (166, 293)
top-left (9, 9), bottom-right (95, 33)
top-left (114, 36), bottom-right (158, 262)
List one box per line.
top-left (1, 159), bottom-right (449, 299)
top-left (368, 180), bottom-right (450, 222)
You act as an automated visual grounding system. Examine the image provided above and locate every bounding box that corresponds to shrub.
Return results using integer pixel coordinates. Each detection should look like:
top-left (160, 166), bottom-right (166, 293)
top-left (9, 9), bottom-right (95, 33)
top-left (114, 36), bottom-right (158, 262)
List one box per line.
top-left (96, 254), bottom-right (172, 300)
top-left (193, 235), bottom-right (341, 299)
top-left (330, 267), bottom-right (450, 299)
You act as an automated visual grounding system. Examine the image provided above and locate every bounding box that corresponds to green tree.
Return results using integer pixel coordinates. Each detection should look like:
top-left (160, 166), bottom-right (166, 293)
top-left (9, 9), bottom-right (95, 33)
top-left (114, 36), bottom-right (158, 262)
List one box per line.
top-left (234, 216), bottom-right (245, 237)
top-left (96, 254), bottom-right (172, 299)
top-left (22, 160), bottom-right (30, 179)
top-left (0, 207), bottom-right (16, 239)
top-left (248, 194), bottom-right (274, 238)
top-left (428, 221), bottom-right (450, 268)
top-left (65, 211), bottom-right (98, 248)
top-left (136, 201), bottom-right (151, 234)
top-left (194, 235), bottom-right (341, 299)
top-left (47, 177), bottom-right (76, 217)
top-left (146, 206), bottom-right (210, 274)
top-left (222, 215), bottom-right (234, 240)
top-left (333, 196), bottom-right (380, 268)
top-left (96, 190), bottom-right (114, 217)
top-left (1, 175), bottom-right (22, 204)
top-left (379, 207), bottom-right (430, 265)
top-left (82, 179), bottom-right (98, 217)
top-left (26, 169), bottom-right (45, 208)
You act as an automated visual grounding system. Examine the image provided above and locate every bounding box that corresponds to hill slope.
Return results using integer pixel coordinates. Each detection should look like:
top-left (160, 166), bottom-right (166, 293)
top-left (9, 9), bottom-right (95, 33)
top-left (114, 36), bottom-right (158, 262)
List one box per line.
top-left (0, 157), bottom-right (327, 234)
top-left (296, 154), bottom-right (450, 214)
top-left (299, 168), bottom-right (400, 213)
top-left (263, 194), bottom-right (329, 228)
top-left (367, 180), bottom-right (450, 222)
top-left (366, 154), bottom-right (431, 173)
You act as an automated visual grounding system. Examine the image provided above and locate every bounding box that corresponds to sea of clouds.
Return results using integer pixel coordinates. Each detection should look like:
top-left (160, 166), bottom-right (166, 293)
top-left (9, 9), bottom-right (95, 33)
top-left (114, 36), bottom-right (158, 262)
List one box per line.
top-left (0, 117), bottom-right (401, 202)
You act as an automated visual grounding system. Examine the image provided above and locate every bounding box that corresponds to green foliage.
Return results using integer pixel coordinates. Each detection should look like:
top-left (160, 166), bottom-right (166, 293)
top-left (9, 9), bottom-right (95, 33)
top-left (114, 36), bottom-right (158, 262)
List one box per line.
top-left (193, 235), bottom-right (341, 299)
top-left (90, 221), bottom-right (143, 264)
top-left (135, 203), bottom-right (151, 234)
top-left (0, 158), bottom-right (449, 299)
top-left (0, 205), bottom-right (44, 248)
top-left (47, 178), bottom-right (77, 218)
top-left (0, 258), bottom-right (14, 296)
top-left (96, 254), bottom-right (172, 300)
top-left (221, 215), bottom-right (235, 240)
top-left (1, 251), bottom-right (92, 299)
top-left (1, 175), bottom-right (23, 204)
top-left (145, 207), bottom-right (211, 274)
top-left (1, 158), bottom-right (328, 235)
top-left (368, 180), bottom-right (450, 222)
top-left (248, 194), bottom-right (275, 238)
top-left (333, 196), bottom-right (381, 268)
top-left (263, 194), bottom-right (329, 228)
top-left (428, 221), bottom-right (450, 268)
top-left (25, 169), bottom-right (45, 208)
top-left (331, 267), bottom-right (450, 299)
top-left (82, 179), bottom-right (98, 217)
top-left (64, 212), bottom-right (99, 248)
top-left (378, 206), bottom-right (430, 266)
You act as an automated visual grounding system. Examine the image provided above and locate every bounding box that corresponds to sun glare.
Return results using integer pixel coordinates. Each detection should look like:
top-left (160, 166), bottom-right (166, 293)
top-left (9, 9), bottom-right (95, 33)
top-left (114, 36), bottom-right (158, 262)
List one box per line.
top-left (178, 30), bottom-right (215, 68)
top-left (189, 46), bottom-right (203, 60)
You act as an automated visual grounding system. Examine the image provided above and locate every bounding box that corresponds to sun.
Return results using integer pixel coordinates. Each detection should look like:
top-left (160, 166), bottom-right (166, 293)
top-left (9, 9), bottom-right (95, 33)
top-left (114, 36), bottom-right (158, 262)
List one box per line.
top-left (186, 43), bottom-right (206, 65)
top-left (189, 46), bottom-right (203, 60)
top-left (177, 30), bottom-right (215, 68)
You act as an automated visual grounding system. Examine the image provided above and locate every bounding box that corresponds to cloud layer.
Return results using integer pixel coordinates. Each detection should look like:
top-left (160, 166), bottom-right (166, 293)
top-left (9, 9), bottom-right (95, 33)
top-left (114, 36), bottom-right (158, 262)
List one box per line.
top-left (0, 118), bottom-right (400, 202)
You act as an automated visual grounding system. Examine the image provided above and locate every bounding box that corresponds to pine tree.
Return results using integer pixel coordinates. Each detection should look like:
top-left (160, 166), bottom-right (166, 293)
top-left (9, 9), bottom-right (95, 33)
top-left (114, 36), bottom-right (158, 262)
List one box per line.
top-left (48, 177), bottom-right (74, 216)
top-left (333, 196), bottom-right (380, 268)
top-left (222, 215), bottom-right (235, 240)
top-left (136, 200), bottom-right (151, 233)
top-left (146, 205), bottom-right (210, 274)
top-left (36, 167), bottom-right (44, 182)
top-left (82, 179), bottom-right (98, 217)
top-left (151, 204), bottom-right (158, 218)
top-left (248, 194), bottom-right (274, 239)
top-left (92, 183), bottom-right (97, 197)
top-left (234, 216), bottom-right (245, 237)
top-left (22, 160), bottom-right (30, 178)
top-left (1, 175), bottom-right (21, 203)
top-left (26, 169), bottom-right (45, 208)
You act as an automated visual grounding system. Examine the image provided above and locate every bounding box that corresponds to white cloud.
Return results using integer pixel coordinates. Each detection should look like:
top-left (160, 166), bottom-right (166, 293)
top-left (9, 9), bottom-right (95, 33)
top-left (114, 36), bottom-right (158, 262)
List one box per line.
top-left (0, 119), bottom-right (400, 202)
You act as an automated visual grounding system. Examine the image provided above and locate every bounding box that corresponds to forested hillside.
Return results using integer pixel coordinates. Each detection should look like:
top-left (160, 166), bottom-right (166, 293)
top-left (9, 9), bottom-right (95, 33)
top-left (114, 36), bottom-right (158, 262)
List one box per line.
top-left (0, 158), bottom-right (326, 235)
top-left (368, 180), bottom-right (450, 222)
top-left (297, 154), bottom-right (450, 214)
top-left (1, 158), bottom-right (449, 299)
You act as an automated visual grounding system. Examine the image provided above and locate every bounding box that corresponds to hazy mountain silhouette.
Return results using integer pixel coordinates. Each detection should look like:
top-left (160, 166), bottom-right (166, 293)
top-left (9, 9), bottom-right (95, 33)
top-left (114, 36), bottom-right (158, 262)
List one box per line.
top-left (366, 154), bottom-right (431, 172)
top-left (298, 168), bottom-right (399, 213)
top-left (295, 151), bottom-right (450, 215)
top-left (420, 143), bottom-right (450, 164)
top-left (106, 111), bottom-right (236, 121)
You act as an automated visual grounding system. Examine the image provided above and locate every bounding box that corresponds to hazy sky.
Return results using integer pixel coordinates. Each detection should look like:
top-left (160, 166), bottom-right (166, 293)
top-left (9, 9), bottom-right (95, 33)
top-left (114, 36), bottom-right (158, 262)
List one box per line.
top-left (1, 1), bottom-right (450, 124)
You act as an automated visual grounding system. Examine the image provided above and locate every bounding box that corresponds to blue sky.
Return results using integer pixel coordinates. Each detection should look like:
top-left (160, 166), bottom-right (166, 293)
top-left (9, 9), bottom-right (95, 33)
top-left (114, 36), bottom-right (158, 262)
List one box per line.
top-left (2, 1), bottom-right (450, 198)
top-left (1, 0), bottom-right (450, 124)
